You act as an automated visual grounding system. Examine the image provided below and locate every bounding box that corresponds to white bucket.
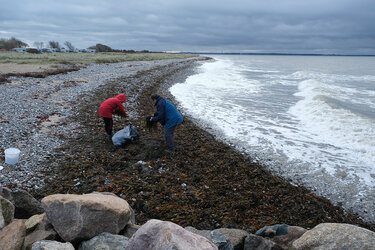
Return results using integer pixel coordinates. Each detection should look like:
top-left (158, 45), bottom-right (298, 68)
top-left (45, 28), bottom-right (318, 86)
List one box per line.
top-left (5, 148), bottom-right (21, 165)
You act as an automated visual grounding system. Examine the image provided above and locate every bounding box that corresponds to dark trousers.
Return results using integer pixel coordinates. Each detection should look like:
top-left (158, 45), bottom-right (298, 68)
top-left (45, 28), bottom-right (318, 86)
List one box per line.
top-left (102, 117), bottom-right (113, 136)
top-left (165, 125), bottom-right (176, 151)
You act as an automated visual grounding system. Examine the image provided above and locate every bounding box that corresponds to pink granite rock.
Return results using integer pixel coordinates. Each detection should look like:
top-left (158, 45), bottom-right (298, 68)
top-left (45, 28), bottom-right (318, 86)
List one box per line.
top-left (41, 193), bottom-right (131, 242)
top-left (126, 219), bottom-right (218, 250)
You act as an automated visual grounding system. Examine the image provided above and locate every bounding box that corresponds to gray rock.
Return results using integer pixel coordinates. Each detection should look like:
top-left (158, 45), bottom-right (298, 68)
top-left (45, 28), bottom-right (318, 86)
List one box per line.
top-left (123, 224), bottom-right (141, 238)
top-left (25, 213), bottom-right (45, 233)
top-left (12, 189), bottom-right (44, 219)
top-left (274, 226), bottom-right (307, 249)
top-left (211, 230), bottom-right (233, 250)
top-left (24, 229), bottom-right (57, 249)
top-left (244, 234), bottom-right (282, 250)
top-left (291, 223), bottom-right (375, 250)
top-left (255, 224), bottom-right (307, 249)
top-left (129, 206), bottom-right (136, 224)
top-left (31, 240), bottom-right (74, 250)
top-left (34, 213), bottom-right (54, 232)
top-left (41, 193), bottom-right (131, 242)
top-left (0, 196), bottom-right (15, 229)
top-left (185, 226), bottom-right (212, 239)
top-left (0, 187), bottom-right (14, 203)
top-left (255, 224), bottom-right (289, 238)
top-left (127, 219), bottom-right (218, 249)
top-left (79, 232), bottom-right (129, 250)
top-left (185, 226), bottom-right (233, 249)
top-left (214, 228), bottom-right (250, 250)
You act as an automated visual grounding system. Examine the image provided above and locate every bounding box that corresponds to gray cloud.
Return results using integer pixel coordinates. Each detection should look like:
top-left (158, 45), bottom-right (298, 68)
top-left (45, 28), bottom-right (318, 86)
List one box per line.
top-left (0, 0), bottom-right (374, 54)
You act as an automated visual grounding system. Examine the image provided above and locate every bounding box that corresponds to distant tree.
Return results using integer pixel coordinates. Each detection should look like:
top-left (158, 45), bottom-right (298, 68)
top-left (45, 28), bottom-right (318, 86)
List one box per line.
top-left (26, 48), bottom-right (40, 54)
top-left (89, 43), bottom-right (113, 52)
top-left (0, 37), bottom-right (28, 49)
top-left (64, 41), bottom-right (75, 51)
top-left (48, 41), bottom-right (60, 49)
top-left (34, 41), bottom-right (44, 49)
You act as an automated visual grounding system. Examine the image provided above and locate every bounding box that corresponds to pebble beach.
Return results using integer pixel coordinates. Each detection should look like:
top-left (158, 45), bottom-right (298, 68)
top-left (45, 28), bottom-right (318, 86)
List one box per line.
top-left (1, 57), bottom-right (374, 233)
top-left (0, 59), bottom-right (184, 190)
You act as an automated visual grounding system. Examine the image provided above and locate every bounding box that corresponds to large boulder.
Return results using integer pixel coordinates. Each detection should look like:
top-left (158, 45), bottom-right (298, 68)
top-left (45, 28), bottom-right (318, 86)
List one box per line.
top-left (31, 240), bottom-right (74, 250)
top-left (291, 223), bottom-right (375, 249)
top-left (0, 196), bottom-right (15, 229)
top-left (255, 224), bottom-right (307, 249)
top-left (41, 193), bottom-right (131, 242)
top-left (79, 232), bottom-right (129, 250)
top-left (127, 219), bottom-right (218, 249)
top-left (0, 219), bottom-right (26, 250)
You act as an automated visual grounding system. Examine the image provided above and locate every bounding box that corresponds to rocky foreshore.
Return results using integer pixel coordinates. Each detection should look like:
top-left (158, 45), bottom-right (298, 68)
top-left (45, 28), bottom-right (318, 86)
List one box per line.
top-left (1, 188), bottom-right (375, 249)
top-left (1, 57), bottom-right (375, 249)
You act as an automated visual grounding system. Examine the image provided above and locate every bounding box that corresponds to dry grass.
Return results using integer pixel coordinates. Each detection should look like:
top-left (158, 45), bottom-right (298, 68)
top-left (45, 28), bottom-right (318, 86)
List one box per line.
top-left (0, 51), bottom-right (198, 66)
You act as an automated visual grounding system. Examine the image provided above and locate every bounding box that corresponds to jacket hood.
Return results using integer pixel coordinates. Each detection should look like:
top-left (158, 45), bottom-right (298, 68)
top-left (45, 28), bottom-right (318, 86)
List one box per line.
top-left (155, 96), bottom-right (163, 106)
top-left (116, 94), bottom-right (126, 103)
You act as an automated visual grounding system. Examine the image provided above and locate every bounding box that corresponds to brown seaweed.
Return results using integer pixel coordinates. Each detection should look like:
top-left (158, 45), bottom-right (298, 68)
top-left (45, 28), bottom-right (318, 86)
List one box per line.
top-left (30, 60), bottom-right (375, 233)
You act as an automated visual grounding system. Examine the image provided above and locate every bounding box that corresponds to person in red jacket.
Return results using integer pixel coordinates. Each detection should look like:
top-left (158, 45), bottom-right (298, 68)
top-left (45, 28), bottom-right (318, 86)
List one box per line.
top-left (99, 94), bottom-right (128, 140)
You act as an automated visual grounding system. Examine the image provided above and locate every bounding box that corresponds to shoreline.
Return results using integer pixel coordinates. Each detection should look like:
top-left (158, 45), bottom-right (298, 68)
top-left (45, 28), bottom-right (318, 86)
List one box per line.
top-left (1, 57), bottom-right (374, 233)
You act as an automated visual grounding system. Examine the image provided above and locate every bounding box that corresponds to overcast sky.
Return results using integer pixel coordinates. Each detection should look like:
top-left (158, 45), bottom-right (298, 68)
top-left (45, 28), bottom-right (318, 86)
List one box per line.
top-left (1, 0), bottom-right (374, 54)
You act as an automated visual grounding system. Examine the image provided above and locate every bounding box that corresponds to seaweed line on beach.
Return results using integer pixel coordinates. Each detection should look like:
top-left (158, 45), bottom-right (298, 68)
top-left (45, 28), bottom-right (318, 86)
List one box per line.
top-left (23, 58), bottom-right (375, 233)
top-left (0, 65), bottom-right (84, 84)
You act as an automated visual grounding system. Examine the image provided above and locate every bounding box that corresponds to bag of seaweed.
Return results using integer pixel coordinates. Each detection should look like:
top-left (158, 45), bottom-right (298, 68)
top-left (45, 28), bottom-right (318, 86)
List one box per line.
top-left (112, 124), bottom-right (138, 146)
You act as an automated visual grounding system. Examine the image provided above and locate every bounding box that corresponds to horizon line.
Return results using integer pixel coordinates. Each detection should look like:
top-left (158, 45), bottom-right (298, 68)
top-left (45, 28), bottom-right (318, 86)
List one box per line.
top-left (177, 51), bottom-right (375, 57)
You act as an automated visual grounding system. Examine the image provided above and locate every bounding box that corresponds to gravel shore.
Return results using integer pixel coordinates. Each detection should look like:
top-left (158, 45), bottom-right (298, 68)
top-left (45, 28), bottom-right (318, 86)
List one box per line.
top-left (1, 57), bottom-right (374, 232)
top-left (0, 59), bottom-right (188, 190)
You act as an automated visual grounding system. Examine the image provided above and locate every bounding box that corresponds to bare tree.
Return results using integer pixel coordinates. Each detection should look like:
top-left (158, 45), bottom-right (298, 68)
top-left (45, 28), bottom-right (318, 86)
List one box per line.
top-left (48, 41), bottom-right (60, 49)
top-left (88, 43), bottom-right (112, 52)
top-left (34, 41), bottom-right (44, 49)
top-left (64, 41), bottom-right (75, 51)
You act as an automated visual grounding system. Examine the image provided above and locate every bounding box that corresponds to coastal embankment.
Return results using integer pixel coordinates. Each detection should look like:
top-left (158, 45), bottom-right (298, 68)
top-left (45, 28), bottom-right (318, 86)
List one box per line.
top-left (0, 56), bottom-right (374, 235)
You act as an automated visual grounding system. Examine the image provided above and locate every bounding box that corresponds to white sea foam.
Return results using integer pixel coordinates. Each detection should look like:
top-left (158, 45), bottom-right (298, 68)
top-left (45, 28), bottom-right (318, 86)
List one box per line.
top-left (171, 55), bottom-right (375, 222)
top-left (288, 79), bottom-right (375, 180)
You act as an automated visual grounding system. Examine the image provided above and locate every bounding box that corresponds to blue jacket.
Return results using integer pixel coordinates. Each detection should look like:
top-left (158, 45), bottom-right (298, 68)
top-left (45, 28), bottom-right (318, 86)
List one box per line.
top-left (152, 97), bottom-right (183, 129)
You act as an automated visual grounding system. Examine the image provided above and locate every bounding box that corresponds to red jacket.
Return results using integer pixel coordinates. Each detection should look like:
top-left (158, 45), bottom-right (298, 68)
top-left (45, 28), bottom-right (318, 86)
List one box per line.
top-left (99, 94), bottom-right (127, 118)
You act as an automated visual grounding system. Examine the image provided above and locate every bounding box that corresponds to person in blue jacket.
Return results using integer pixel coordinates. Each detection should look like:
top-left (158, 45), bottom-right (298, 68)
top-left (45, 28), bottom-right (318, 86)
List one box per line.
top-left (150, 94), bottom-right (183, 152)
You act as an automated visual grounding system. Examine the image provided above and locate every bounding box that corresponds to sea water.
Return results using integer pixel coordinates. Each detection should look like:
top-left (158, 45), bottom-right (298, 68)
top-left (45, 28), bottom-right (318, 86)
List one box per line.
top-left (170, 55), bottom-right (375, 222)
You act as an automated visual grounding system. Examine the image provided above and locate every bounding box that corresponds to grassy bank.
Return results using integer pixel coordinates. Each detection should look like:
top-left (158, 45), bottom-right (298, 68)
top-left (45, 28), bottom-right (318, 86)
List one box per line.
top-left (0, 51), bottom-right (197, 65)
